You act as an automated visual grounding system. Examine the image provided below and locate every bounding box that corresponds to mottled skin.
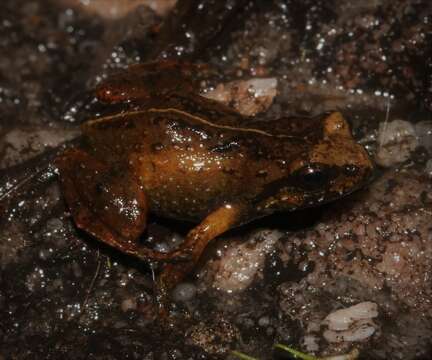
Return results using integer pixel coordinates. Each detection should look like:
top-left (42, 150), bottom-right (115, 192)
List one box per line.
top-left (56, 61), bottom-right (373, 294)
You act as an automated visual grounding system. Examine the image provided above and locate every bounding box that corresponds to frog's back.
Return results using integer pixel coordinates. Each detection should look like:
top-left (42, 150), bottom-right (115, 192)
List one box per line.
top-left (80, 94), bottom-right (323, 220)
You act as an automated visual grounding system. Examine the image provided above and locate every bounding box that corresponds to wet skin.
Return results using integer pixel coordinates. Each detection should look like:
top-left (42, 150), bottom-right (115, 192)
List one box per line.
top-left (56, 60), bottom-right (374, 293)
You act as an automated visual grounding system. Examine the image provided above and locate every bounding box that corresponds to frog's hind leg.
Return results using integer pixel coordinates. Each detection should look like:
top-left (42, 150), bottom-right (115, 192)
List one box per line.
top-left (157, 204), bottom-right (244, 300)
top-left (56, 148), bottom-right (181, 262)
top-left (95, 60), bottom-right (209, 104)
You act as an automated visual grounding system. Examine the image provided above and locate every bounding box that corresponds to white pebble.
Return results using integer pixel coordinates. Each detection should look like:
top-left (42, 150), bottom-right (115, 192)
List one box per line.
top-left (323, 301), bottom-right (378, 331)
top-left (323, 320), bottom-right (376, 343)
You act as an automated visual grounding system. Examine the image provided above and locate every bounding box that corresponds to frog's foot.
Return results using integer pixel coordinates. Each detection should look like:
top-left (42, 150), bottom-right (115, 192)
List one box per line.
top-left (95, 60), bottom-right (209, 104)
top-left (56, 148), bottom-right (186, 262)
top-left (156, 204), bottom-right (244, 299)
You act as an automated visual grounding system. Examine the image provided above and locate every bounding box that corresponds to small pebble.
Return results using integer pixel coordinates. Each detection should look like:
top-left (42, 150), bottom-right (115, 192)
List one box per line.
top-left (425, 159), bottom-right (432, 178)
top-left (38, 248), bottom-right (52, 260)
top-left (415, 121), bottom-right (432, 154)
top-left (258, 316), bottom-right (270, 327)
top-left (121, 298), bottom-right (137, 312)
top-left (172, 282), bottom-right (197, 302)
top-left (375, 119), bottom-right (418, 167)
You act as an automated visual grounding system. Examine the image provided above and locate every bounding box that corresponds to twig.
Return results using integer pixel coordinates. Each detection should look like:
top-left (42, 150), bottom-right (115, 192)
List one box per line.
top-left (378, 96), bottom-right (392, 149)
top-left (231, 350), bottom-right (259, 360)
top-left (81, 251), bottom-right (102, 313)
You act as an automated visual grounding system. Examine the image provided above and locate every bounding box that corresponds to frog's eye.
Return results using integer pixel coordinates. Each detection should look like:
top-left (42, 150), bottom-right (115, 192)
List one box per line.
top-left (294, 164), bottom-right (331, 190)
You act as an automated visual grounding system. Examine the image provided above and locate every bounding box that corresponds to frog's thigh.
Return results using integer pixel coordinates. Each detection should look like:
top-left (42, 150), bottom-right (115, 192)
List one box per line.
top-left (95, 60), bottom-right (204, 104)
top-left (56, 148), bottom-right (177, 261)
top-left (159, 203), bottom-right (243, 290)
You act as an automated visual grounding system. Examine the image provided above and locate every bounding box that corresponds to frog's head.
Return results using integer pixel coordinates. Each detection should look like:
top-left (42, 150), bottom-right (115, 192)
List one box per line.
top-left (255, 112), bottom-right (374, 213)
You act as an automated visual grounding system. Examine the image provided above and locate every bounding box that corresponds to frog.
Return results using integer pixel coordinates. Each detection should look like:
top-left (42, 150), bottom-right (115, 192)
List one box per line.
top-left (55, 60), bottom-right (374, 295)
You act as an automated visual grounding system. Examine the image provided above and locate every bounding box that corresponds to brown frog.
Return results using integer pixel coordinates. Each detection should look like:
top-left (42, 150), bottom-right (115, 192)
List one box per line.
top-left (56, 60), bottom-right (373, 293)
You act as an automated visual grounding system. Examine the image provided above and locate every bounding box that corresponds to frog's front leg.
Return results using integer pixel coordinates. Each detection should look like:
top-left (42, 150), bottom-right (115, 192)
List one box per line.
top-left (158, 203), bottom-right (245, 294)
top-left (56, 148), bottom-right (184, 261)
